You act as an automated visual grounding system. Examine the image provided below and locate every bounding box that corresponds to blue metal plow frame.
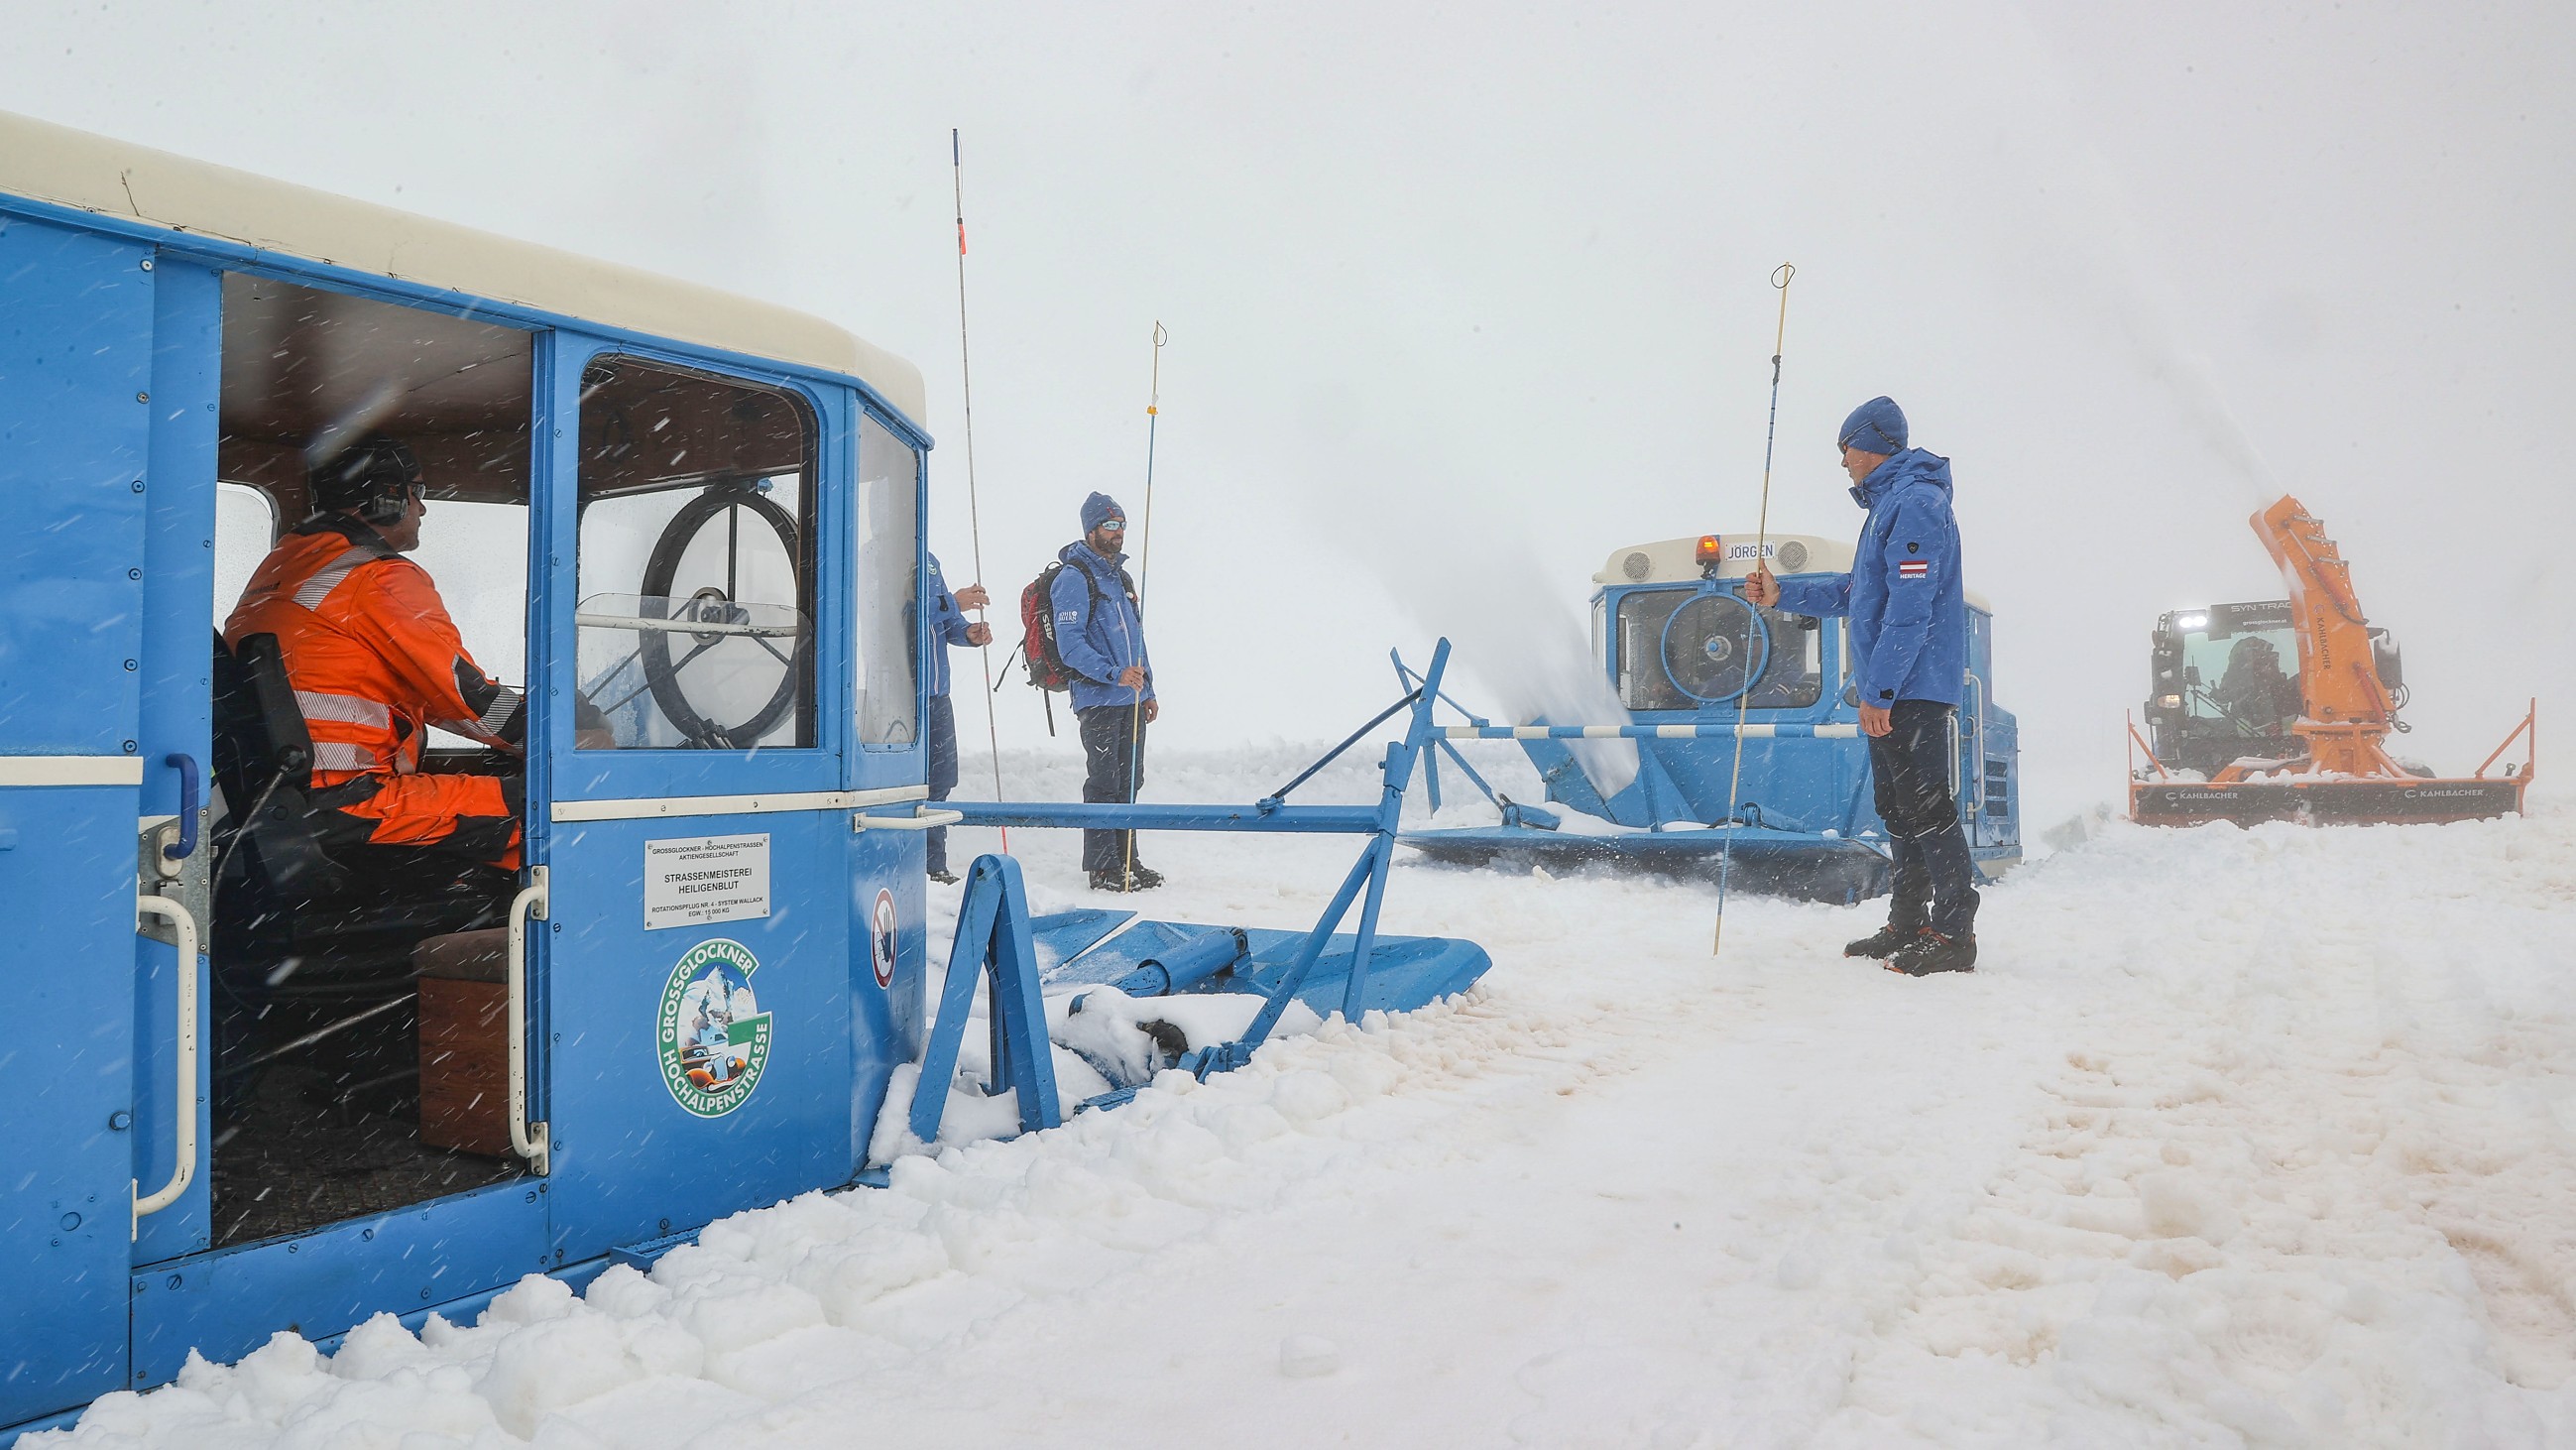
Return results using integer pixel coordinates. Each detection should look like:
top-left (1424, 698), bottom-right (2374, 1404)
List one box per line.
top-left (914, 640), bottom-right (1491, 1143)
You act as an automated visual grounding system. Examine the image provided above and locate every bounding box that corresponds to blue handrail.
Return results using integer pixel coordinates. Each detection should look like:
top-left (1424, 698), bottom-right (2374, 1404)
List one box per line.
top-left (163, 753), bottom-right (199, 861)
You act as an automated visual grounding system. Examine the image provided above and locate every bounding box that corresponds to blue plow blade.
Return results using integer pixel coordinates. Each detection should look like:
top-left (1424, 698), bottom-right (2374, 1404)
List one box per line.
top-left (1029, 911), bottom-right (1491, 1021)
top-left (1398, 821), bottom-right (1894, 904)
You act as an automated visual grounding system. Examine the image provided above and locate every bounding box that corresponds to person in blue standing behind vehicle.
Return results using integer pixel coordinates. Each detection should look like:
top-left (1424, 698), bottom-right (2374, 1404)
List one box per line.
top-left (919, 552), bottom-right (991, 884)
top-left (1052, 491), bottom-right (1161, 892)
top-left (1743, 396), bottom-right (1980, 976)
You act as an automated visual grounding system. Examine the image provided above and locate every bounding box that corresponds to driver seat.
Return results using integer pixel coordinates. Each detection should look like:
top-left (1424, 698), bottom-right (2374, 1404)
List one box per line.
top-left (209, 632), bottom-right (516, 1109)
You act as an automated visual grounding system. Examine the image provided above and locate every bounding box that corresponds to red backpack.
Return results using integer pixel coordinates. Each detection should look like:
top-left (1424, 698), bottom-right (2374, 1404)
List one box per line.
top-left (1019, 558), bottom-right (1139, 692)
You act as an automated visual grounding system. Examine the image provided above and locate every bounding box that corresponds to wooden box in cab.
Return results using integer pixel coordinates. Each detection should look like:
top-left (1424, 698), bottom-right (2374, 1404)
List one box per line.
top-left (414, 928), bottom-right (509, 1157)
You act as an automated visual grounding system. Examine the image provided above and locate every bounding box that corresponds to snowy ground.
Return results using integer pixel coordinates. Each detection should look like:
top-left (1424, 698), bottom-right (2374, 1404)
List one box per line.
top-left (46, 745), bottom-right (2576, 1449)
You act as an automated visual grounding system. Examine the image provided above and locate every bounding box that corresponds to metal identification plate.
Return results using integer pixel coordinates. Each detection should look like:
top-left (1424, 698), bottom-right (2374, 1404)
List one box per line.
top-left (643, 833), bottom-right (771, 930)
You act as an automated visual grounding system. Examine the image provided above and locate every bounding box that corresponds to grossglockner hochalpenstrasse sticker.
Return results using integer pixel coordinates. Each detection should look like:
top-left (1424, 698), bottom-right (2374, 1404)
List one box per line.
top-left (657, 937), bottom-right (773, 1117)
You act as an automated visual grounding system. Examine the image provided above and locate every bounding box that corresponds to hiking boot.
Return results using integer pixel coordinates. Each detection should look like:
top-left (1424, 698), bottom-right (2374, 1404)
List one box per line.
top-left (1127, 864), bottom-right (1165, 889)
top-left (1886, 930), bottom-right (1977, 977)
top-left (1843, 923), bottom-right (1922, 959)
top-left (1088, 868), bottom-right (1159, 894)
top-left (928, 869), bottom-right (959, 886)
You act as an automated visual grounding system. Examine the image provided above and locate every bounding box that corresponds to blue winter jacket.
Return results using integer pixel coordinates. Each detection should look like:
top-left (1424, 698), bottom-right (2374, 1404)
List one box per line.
top-left (918, 551), bottom-right (976, 698)
top-left (1049, 543), bottom-right (1153, 711)
top-left (1764, 448), bottom-right (1966, 708)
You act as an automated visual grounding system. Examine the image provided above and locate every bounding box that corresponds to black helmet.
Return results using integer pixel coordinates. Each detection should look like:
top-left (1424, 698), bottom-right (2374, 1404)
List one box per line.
top-left (309, 434), bottom-right (424, 523)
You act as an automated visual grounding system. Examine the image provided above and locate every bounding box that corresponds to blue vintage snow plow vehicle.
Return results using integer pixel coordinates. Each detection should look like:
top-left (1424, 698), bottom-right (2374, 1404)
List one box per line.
top-left (0, 111), bottom-right (1484, 1440)
top-left (1399, 534), bottom-right (2024, 902)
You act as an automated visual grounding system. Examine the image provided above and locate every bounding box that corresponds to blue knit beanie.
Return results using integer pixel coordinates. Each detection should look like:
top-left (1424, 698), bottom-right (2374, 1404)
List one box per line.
top-left (1837, 396), bottom-right (1908, 455)
top-left (1081, 491), bottom-right (1125, 533)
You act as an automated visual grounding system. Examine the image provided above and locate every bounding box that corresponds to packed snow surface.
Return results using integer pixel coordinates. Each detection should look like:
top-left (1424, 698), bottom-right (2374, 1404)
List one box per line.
top-left (44, 745), bottom-right (2576, 1448)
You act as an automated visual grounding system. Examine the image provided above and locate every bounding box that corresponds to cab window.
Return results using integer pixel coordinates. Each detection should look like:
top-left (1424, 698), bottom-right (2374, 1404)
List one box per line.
top-left (574, 359), bottom-right (818, 750)
top-left (1614, 587), bottom-right (1822, 711)
top-left (855, 412), bottom-right (920, 747)
top-left (2177, 618), bottom-right (2301, 740)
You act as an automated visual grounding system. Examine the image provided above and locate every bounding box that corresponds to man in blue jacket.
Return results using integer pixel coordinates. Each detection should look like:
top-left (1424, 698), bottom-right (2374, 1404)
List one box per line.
top-left (1051, 492), bottom-right (1161, 892)
top-left (919, 551), bottom-right (991, 884)
top-left (1744, 397), bottom-right (1979, 975)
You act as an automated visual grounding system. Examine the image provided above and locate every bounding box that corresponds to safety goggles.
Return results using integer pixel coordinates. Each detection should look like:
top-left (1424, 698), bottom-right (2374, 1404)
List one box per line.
top-left (1096, 519), bottom-right (1126, 533)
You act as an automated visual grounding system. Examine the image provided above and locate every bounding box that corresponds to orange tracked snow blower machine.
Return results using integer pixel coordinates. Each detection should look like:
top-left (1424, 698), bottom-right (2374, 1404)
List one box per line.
top-left (2129, 496), bottom-right (2534, 826)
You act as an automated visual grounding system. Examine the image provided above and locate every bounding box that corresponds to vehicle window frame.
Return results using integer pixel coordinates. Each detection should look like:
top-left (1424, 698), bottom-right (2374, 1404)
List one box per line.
top-left (2176, 621), bottom-right (2303, 733)
top-left (855, 404), bottom-right (922, 752)
top-left (570, 352), bottom-right (825, 756)
top-left (1609, 584), bottom-right (1823, 713)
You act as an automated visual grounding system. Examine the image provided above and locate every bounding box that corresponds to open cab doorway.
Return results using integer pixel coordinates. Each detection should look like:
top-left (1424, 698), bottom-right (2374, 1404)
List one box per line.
top-left (205, 273), bottom-right (540, 1248)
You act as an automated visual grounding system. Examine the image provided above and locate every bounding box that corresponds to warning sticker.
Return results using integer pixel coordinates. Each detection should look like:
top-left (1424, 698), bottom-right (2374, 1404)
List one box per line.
top-left (644, 834), bottom-right (771, 930)
top-left (869, 888), bottom-right (898, 989)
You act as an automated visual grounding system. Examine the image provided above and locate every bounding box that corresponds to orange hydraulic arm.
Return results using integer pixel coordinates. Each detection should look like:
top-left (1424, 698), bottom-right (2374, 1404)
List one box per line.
top-left (2218, 496), bottom-right (2405, 780)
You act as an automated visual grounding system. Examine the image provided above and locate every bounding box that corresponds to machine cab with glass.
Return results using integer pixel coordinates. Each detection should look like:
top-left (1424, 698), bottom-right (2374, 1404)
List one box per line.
top-left (2143, 599), bottom-right (2407, 778)
top-left (0, 111), bottom-right (934, 1432)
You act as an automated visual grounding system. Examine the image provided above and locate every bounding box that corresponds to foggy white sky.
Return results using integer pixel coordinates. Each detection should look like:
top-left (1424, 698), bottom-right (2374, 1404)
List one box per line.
top-left (13, 1), bottom-right (2569, 826)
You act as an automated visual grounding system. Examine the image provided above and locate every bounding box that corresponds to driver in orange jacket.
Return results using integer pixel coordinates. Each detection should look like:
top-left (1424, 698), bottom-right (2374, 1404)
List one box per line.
top-left (224, 436), bottom-right (527, 872)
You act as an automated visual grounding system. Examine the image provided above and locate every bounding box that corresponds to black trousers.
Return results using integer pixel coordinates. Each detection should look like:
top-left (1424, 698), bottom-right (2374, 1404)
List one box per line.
top-left (1077, 705), bottom-right (1149, 874)
top-left (924, 693), bottom-right (959, 875)
top-left (1868, 699), bottom-right (1981, 938)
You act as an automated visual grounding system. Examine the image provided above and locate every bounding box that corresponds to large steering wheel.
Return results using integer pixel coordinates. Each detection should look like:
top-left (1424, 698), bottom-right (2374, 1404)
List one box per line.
top-left (1659, 591), bottom-right (1772, 706)
top-left (637, 481), bottom-right (806, 748)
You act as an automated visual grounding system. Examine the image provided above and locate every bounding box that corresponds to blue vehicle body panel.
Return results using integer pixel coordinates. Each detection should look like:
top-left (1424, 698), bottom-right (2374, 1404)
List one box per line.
top-left (132, 257), bottom-right (222, 1269)
top-left (128, 1181), bottom-right (553, 1387)
top-left (542, 810), bottom-right (858, 1261)
top-left (0, 215), bottom-right (159, 1425)
top-left (0, 216), bottom-right (152, 750)
top-left (0, 785), bottom-right (144, 1424)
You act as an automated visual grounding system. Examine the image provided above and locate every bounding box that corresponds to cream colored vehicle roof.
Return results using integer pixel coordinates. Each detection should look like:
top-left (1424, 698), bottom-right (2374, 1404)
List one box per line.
top-left (0, 110), bottom-right (925, 423)
top-left (1596, 535), bottom-right (1994, 613)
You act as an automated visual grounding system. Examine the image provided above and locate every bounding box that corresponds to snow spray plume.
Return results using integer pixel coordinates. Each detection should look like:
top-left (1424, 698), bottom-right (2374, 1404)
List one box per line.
top-left (950, 128), bottom-right (1008, 845)
top-left (1999, 49), bottom-right (2284, 508)
top-left (1406, 540), bottom-right (1637, 800)
top-left (1714, 263), bottom-right (1796, 961)
top-left (1296, 429), bottom-right (1632, 797)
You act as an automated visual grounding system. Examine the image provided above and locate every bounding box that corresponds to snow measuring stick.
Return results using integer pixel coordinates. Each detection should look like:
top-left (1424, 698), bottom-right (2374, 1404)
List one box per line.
top-left (1122, 323), bottom-right (1168, 883)
top-left (1713, 263), bottom-right (1796, 960)
top-left (951, 130), bottom-right (1008, 847)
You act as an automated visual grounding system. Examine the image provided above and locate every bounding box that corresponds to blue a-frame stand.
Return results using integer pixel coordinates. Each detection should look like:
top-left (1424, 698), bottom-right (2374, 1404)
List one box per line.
top-left (908, 853), bottom-right (1062, 1145)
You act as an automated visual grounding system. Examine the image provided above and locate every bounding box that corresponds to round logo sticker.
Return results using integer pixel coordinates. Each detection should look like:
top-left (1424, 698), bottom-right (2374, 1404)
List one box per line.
top-left (870, 889), bottom-right (898, 990)
top-left (656, 937), bottom-right (773, 1118)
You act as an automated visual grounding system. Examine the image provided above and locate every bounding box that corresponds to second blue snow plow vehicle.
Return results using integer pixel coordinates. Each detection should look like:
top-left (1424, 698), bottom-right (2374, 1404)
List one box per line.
top-left (1400, 533), bottom-right (2023, 902)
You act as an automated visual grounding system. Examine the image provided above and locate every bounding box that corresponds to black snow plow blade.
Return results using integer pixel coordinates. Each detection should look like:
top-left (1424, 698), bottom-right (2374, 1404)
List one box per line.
top-left (2130, 776), bottom-right (2526, 827)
